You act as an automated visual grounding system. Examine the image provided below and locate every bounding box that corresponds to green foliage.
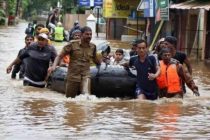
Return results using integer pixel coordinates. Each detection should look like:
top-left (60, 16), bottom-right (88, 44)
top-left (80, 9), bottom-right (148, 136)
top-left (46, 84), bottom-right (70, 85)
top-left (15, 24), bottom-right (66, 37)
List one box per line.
top-left (8, 0), bottom-right (16, 15)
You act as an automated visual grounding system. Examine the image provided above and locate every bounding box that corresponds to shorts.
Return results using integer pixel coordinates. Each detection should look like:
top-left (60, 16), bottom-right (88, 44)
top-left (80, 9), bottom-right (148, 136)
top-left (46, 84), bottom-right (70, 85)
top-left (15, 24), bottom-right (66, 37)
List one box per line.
top-left (135, 86), bottom-right (157, 100)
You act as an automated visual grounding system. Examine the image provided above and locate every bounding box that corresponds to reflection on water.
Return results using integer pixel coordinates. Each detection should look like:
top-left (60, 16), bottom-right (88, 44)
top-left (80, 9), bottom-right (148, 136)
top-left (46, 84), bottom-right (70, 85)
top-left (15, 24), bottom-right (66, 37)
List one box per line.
top-left (0, 23), bottom-right (210, 139)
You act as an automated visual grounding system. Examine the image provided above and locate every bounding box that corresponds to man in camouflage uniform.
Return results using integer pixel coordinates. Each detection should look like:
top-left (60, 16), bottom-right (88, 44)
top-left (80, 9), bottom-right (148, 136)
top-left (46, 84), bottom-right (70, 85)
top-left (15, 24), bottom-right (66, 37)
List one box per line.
top-left (49, 26), bottom-right (100, 98)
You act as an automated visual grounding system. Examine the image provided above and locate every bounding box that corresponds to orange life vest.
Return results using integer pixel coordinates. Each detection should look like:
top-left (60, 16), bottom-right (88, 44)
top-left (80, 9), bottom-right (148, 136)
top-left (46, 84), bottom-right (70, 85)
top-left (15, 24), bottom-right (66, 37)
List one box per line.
top-left (63, 55), bottom-right (70, 64)
top-left (156, 61), bottom-right (182, 94)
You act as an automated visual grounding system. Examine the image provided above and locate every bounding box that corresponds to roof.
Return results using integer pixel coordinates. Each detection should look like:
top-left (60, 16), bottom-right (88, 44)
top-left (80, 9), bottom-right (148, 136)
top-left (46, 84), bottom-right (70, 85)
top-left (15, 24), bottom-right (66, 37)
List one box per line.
top-left (170, 0), bottom-right (210, 11)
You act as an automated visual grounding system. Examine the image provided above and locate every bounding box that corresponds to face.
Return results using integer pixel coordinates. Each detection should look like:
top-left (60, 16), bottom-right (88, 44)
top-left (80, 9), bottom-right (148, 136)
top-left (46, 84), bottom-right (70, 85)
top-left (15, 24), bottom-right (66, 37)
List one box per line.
top-left (115, 52), bottom-right (123, 61)
top-left (136, 42), bottom-right (147, 57)
top-left (81, 30), bottom-right (92, 43)
top-left (163, 41), bottom-right (175, 53)
top-left (162, 52), bottom-right (172, 64)
top-left (37, 37), bottom-right (48, 47)
top-left (73, 32), bottom-right (81, 40)
top-left (25, 37), bottom-right (34, 47)
top-left (35, 27), bottom-right (43, 35)
top-left (131, 45), bottom-right (137, 51)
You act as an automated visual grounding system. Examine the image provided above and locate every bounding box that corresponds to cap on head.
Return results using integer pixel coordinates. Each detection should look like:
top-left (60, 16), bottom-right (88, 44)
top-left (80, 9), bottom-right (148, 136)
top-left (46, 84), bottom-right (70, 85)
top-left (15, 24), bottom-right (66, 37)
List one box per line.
top-left (164, 36), bottom-right (177, 47)
top-left (57, 22), bottom-right (62, 27)
top-left (38, 33), bottom-right (48, 40)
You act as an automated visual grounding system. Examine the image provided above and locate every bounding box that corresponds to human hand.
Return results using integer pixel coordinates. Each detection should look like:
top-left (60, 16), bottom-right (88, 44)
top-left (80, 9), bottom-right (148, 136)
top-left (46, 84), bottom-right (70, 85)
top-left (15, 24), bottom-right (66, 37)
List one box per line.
top-left (148, 73), bottom-right (156, 80)
top-left (193, 89), bottom-right (200, 96)
top-left (6, 66), bottom-right (12, 74)
top-left (48, 66), bottom-right (56, 74)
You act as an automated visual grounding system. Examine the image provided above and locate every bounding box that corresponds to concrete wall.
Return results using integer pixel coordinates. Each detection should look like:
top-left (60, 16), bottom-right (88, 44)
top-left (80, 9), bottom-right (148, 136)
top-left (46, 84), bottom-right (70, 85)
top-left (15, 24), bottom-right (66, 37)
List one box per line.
top-left (63, 14), bottom-right (89, 30)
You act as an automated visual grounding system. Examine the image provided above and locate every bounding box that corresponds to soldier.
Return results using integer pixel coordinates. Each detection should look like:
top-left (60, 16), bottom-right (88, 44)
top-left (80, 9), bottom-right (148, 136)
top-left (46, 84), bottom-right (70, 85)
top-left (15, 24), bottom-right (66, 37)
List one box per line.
top-left (49, 26), bottom-right (101, 98)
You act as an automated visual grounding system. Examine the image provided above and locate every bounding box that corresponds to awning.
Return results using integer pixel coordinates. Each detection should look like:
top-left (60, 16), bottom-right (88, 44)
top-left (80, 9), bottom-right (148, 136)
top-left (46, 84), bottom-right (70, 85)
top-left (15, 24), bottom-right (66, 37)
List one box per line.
top-left (170, 0), bottom-right (210, 11)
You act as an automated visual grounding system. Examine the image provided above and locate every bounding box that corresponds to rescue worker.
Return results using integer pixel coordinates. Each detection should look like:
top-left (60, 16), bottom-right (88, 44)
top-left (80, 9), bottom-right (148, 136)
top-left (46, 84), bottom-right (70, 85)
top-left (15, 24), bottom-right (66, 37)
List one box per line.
top-left (156, 48), bottom-right (199, 98)
top-left (59, 29), bottom-right (82, 67)
top-left (54, 22), bottom-right (65, 42)
top-left (163, 36), bottom-right (192, 93)
top-left (129, 39), bottom-right (160, 100)
top-left (7, 33), bottom-right (57, 88)
top-left (11, 35), bottom-right (34, 79)
top-left (49, 26), bottom-right (101, 98)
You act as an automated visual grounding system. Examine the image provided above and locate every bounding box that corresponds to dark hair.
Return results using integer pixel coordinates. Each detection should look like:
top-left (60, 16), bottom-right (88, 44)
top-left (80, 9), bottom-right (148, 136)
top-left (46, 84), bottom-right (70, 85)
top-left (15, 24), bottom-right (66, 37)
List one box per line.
top-left (115, 49), bottom-right (124, 55)
top-left (136, 39), bottom-right (148, 47)
top-left (35, 24), bottom-right (45, 29)
top-left (81, 26), bottom-right (92, 33)
top-left (160, 48), bottom-right (171, 56)
top-left (25, 35), bottom-right (34, 40)
top-left (164, 36), bottom-right (177, 48)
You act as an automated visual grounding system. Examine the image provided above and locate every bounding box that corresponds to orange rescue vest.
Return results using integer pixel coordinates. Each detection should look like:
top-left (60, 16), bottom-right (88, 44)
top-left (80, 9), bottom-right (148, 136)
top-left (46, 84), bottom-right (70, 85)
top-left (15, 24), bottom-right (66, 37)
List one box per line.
top-left (63, 55), bottom-right (70, 64)
top-left (156, 61), bottom-right (182, 94)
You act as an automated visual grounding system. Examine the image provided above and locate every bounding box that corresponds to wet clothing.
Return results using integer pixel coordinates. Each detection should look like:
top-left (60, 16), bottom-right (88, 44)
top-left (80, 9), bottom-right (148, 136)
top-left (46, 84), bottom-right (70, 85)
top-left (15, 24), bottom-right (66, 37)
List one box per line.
top-left (19, 42), bottom-right (57, 87)
top-left (61, 40), bottom-right (99, 97)
top-left (173, 51), bottom-right (188, 93)
top-left (173, 51), bottom-right (186, 64)
top-left (130, 55), bottom-right (158, 100)
top-left (129, 50), bottom-right (137, 57)
top-left (157, 59), bottom-right (198, 98)
top-left (11, 47), bottom-right (27, 79)
top-left (156, 60), bottom-right (182, 95)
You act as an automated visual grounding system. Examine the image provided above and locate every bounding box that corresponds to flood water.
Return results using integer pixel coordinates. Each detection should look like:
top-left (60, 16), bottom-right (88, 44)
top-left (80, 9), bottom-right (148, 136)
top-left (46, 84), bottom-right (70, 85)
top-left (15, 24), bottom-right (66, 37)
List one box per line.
top-left (0, 22), bottom-right (210, 140)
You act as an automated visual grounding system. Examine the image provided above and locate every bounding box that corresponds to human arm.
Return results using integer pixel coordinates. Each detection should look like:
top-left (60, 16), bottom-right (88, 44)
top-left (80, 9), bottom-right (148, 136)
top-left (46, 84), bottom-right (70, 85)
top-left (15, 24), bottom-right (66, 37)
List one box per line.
top-left (92, 46), bottom-right (101, 66)
top-left (178, 64), bottom-right (199, 96)
top-left (184, 57), bottom-right (192, 75)
top-left (148, 65), bottom-right (160, 80)
top-left (48, 44), bottom-right (71, 73)
top-left (148, 56), bottom-right (160, 80)
top-left (6, 57), bottom-right (21, 74)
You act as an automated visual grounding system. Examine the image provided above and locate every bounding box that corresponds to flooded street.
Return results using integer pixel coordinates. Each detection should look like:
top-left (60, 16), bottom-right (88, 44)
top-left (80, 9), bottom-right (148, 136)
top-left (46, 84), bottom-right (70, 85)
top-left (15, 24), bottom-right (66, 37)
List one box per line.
top-left (0, 22), bottom-right (210, 140)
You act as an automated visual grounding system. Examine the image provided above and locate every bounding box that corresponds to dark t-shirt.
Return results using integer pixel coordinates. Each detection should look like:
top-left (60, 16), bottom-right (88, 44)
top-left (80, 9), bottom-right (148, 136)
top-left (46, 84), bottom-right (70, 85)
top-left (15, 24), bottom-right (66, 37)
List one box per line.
top-left (173, 51), bottom-right (186, 64)
top-left (19, 42), bottom-right (57, 82)
top-left (130, 55), bottom-right (157, 93)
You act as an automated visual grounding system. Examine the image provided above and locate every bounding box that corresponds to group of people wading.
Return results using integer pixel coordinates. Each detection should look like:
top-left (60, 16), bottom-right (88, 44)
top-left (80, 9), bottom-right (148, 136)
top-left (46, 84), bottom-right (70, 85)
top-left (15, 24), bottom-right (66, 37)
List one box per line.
top-left (6, 18), bottom-right (200, 100)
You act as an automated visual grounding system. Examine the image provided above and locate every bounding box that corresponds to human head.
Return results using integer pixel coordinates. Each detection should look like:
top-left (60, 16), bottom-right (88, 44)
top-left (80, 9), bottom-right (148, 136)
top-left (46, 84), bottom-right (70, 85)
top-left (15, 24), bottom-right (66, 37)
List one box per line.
top-left (136, 39), bottom-right (148, 57)
top-left (25, 35), bottom-right (34, 47)
top-left (28, 23), bottom-right (33, 27)
top-left (35, 24), bottom-right (45, 35)
top-left (155, 37), bottom-right (165, 53)
top-left (54, 8), bottom-right (59, 14)
top-left (39, 27), bottom-right (49, 35)
top-left (131, 39), bottom-right (138, 51)
top-left (72, 29), bottom-right (81, 40)
top-left (115, 49), bottom-right (124, 62)
top-left (81, 26), bottom-right (92, 43)
top-left (74, 20), bottom-right (79, 26)
top-left (160, 48), bottom-right (172, 64)
top-left (163, 36), bottom-right (177, 54)
top-left (37, 33), bottom-right (48, 47)
top-left (57, 22), bottom-right (62, 27)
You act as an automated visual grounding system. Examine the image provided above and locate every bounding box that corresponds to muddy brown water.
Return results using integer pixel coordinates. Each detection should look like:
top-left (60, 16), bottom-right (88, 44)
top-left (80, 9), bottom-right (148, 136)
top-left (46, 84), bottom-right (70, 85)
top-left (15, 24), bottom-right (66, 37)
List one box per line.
top-left (0, 23), bottom-right (210, 139)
